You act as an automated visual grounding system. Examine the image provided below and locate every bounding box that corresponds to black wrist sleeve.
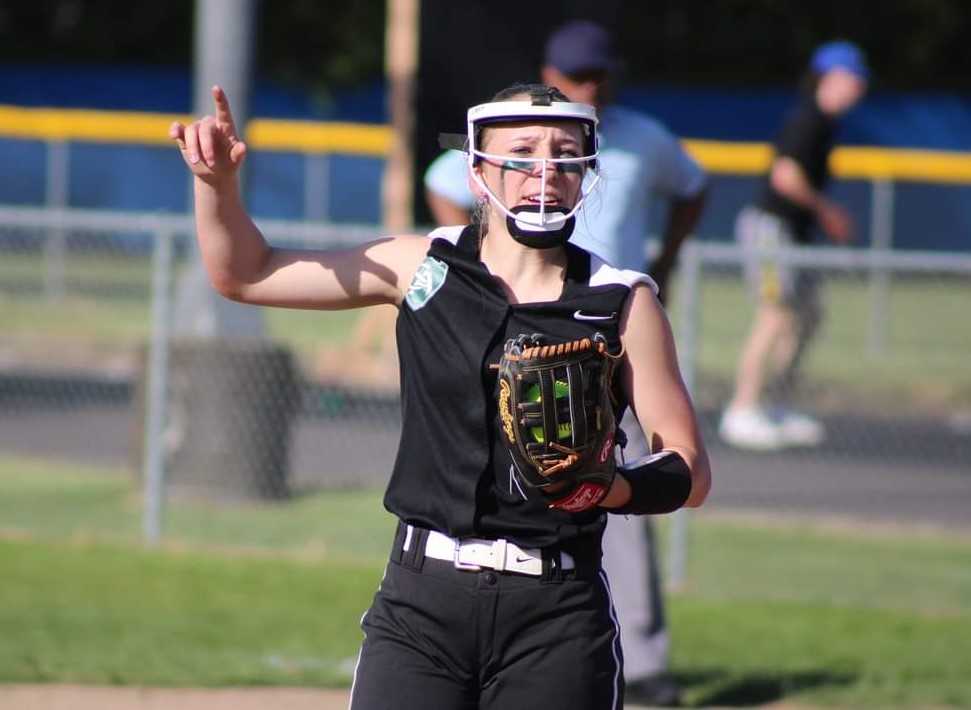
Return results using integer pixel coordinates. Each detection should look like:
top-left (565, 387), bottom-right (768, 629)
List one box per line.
top-left (610, 450), bottom-right (692, 515)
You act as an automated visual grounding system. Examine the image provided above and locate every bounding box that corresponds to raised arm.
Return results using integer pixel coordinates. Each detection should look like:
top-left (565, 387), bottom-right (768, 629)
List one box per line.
top-left (170, 86), bottom-right (428, 310)
top-left (616, 284), bottom-right (711, 507)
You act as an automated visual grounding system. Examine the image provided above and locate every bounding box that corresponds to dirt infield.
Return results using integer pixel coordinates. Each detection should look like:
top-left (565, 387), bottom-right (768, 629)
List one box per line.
top-left (0, 685), bottom-right (351, 710)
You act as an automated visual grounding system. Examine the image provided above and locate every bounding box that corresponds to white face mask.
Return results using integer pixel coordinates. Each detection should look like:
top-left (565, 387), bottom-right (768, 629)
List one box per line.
top-left (465, 99), bottom-right (601, 247)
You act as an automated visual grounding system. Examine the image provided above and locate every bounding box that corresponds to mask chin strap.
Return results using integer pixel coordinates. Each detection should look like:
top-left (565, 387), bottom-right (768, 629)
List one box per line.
top-left (506, 205), bottom-right (575, 249)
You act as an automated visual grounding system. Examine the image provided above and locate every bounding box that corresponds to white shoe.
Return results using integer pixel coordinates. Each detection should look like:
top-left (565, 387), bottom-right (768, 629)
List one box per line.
top-left (773, 408), bottom-right (825, 447)
top-left (719, 407), bottom-right (785, 451)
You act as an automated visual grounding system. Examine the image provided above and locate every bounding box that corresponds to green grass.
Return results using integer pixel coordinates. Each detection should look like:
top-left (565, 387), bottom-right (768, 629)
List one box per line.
top-left (0, 251), bottom-right (363, 348)
top-left (676, 517), bottom-right (971, 615)
top-left (664, 517), bottom-right (971, 707)
top-left (0, 456), bottom-right (397, 562)
top-left (671, 273), bottom-right (971, 409)
top-left (0, 252), bottom-right (153, 285)
top-left (3, 254), bottom-right (971, 407)
top-left (2, 454), bottom-right (971, 706)
top-left (0, 538), bottom-right (377, 687)
top-left (1, 298), bottom-right (152, 344)
top-left (671, 597), bottom-right (970, 708)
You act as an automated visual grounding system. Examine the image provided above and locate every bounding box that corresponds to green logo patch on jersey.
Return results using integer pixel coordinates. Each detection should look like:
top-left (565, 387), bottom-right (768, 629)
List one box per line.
top-left (405, 256), bottom-right (449, 311)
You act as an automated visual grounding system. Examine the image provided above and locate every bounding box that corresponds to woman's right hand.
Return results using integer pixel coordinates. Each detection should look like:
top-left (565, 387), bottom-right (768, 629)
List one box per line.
top-left (169, 85), bottom-right (248, 185)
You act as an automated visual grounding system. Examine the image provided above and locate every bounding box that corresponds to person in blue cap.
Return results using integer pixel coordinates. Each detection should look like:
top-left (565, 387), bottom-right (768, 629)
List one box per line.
top-left (720, 41), bottom-right (869, 451)
top-left (423, 19), bottom-right (709, 708)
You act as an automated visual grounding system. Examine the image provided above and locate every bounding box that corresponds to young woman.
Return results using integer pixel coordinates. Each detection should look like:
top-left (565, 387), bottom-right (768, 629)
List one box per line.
top-left (171, 82), bottom-right (710, 710)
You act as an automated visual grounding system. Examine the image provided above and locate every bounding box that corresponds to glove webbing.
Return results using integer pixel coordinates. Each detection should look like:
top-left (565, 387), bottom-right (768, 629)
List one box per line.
top-left (515, 338), bottom-right (608, 477)
top-left (530, 361), bottom-right (588, 463)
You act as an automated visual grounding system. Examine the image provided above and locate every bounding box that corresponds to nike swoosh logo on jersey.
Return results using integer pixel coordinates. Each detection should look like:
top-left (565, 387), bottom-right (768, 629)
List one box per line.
top-left (573, 310), bottom-right (616, 321)
top-left (515, 554), bottom-right (534, 563)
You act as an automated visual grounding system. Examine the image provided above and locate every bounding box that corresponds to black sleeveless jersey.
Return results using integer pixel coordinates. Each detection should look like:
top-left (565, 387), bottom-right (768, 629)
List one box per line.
top-left (384, 225), bottom-right (655, 549)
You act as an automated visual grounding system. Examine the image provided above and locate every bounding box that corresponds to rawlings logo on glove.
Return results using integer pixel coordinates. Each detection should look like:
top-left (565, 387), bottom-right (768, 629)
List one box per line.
top-left (495, 333), bottom-right (621, 513)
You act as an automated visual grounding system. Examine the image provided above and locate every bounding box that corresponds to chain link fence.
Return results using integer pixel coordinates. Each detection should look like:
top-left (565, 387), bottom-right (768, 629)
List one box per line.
top-left (1, 207), bottom-right (969, 558)
top-left (0, 207), bottom-right (399, 548)
top-left (689, 244), bottom-right (970, 439)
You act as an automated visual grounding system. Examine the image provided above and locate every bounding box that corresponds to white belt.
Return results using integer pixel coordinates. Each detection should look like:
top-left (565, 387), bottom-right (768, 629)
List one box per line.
top-left (403, 525), bottom-right (574, 577)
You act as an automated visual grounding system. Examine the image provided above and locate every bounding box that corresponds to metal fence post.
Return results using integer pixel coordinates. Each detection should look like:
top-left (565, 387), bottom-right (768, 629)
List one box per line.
top-left (868, 179), bottom-right (895, 355)
top-left (143, 226), bottom-right (175, 545)
top-left (304, 154), bottom-right (331, 222)
top-left (668, 241), bottom-right (702, 590)
top-left (44, 140), bottom-right (69, 301)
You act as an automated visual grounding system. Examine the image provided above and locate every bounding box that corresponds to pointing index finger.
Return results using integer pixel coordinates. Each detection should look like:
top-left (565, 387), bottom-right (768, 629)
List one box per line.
top-left (211, 85), bottom-right (238, 133)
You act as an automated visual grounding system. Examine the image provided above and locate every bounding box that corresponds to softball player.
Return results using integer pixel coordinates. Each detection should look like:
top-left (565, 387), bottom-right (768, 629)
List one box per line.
top-left (171, 82), bottom-right (710, 710)
top-left (424, 21), bottom-right (708, 706)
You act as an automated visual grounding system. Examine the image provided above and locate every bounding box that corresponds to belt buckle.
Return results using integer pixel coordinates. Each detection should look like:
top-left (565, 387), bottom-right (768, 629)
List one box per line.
top-left (492, 539), bottom-right (508, 571)
top-left (453, 540), bottom-right (482, 571)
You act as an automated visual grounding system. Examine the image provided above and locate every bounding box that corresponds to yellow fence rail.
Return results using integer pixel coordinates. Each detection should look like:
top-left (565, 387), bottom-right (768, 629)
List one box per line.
top-left (2, 104), bottom-right (970, 184)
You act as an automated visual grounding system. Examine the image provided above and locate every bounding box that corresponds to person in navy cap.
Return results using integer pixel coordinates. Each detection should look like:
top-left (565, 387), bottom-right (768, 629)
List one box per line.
top-left (542, 18), bottom-right (622, 77)
top-left (720, 41), bottom-right (869, 451)
top-left (423, 19), bottom-right (709, 708)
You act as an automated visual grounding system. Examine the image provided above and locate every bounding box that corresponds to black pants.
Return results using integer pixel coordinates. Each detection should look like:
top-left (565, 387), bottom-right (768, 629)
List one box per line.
top-left (349, 527), bottom-right (625, 710)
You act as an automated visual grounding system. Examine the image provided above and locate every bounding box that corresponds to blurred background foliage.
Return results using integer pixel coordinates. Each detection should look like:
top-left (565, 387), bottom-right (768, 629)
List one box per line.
top-left (1, 0), bottom-right (968, 95)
